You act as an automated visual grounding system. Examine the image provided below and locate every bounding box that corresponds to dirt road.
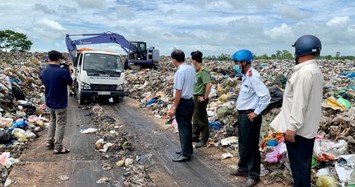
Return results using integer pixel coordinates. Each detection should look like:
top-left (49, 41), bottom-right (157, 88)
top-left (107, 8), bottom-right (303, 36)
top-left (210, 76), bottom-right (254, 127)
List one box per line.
top-left (6, 98), bottom-right (252, 187)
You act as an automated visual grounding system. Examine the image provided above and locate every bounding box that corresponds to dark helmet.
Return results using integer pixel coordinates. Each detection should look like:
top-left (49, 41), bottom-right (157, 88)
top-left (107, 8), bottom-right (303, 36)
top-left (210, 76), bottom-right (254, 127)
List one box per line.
top-left (232, 49), bottom-right (253, 63)
top-left (292, 35), bottom-right (321, 58)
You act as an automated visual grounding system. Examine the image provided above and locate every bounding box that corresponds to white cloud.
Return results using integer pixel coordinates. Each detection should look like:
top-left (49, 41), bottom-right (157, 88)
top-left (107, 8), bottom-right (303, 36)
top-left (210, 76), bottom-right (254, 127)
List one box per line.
top-left (73, 0), bottom-right (105, 9)
top-left (326, 16), bottom-right (350, 27)
top-left (34, 3), bottom-right (57, 14)
top-left (348, 24), bottom-right (355, 33)
top-left (265, 23), bottom-right (294, 40)
top-left (33, 18), bottom-right (66, 40)
top-left (279, 5), bottom-right (308, 20)
top-left (1, 0), bottom-right (355, 56)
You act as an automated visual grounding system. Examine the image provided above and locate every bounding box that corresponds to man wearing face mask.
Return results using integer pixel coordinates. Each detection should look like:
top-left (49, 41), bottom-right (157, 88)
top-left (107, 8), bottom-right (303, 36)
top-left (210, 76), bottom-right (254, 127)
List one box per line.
top-left (230, 49), bottom-right (270, 187)
top-left (190, 50), bottom-right (212, 148)
top-left (234, 63), bottom-right (243, 79)
top-left (269, 35), bottom-right (323, 187)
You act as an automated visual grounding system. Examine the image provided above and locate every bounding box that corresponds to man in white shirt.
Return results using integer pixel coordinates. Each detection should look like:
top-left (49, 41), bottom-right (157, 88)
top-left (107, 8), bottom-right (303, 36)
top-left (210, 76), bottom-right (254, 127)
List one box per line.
top-left (230, 49), bottom-right (271, 187)
top-left (269, 35), bottom-right (323, 187)
top-left (167, 49), bottom-right (196, 162)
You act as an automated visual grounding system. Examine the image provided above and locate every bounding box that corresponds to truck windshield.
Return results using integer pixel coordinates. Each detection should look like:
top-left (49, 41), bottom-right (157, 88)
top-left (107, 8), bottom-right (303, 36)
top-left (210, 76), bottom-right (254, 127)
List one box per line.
top-left (83, 53), bottom-right (123, 72)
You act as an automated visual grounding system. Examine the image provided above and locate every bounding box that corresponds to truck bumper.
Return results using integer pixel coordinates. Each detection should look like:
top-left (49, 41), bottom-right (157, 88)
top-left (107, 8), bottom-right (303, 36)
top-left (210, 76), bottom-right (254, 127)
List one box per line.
top-left (80, 90), bottom-right (125, 98)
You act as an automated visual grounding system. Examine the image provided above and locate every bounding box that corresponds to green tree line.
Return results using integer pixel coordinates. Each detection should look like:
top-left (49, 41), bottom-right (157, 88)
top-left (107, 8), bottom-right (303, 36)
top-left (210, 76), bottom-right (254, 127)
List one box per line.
top-left (205, 50), bottom-right (355, 60)
top-left (0, 30), bottom-right (32, 52)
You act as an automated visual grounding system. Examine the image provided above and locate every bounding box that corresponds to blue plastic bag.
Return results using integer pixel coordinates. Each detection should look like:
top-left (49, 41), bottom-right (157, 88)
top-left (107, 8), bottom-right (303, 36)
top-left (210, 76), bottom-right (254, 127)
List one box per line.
top-left (12, 120), bottom-right (28, 129)
top-left (146, 98), bottom-right (156, 105)
top-left (209, 121), bottom-right (221, 130)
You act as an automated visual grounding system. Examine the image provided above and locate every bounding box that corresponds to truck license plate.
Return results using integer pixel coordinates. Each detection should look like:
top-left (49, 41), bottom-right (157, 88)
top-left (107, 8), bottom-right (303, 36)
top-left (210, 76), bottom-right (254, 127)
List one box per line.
top-left (98, 91), bottom-right (111, 95)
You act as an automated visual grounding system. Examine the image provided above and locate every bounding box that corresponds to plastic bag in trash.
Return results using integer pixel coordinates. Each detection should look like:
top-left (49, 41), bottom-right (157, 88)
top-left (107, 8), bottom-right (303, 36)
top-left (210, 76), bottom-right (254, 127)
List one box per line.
top-left (265, 86), bottom-right (283, 111)
top-left (337, 97), bottom-right (351, 109)
top-left (324, 97), bottom-right (346, 111)
top-left (0, 130), bottom-right (12, 144)
top-left (316, 175), bottom-right (337, 187)
top-left (208, 121), bottom-right (221, 130)
top-left (12, 119), bottom-right (28, 129)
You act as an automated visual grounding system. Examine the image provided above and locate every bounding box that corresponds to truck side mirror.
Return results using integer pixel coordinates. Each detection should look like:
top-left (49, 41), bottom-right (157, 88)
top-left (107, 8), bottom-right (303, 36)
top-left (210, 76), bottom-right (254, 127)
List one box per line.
top-left (73, 58), bottom-right (78, 67)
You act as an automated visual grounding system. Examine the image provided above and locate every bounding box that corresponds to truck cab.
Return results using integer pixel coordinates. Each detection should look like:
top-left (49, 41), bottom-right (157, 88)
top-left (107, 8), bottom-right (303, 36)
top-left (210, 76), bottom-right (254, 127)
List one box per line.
top-left (73, 49), bottom-right (125, 104)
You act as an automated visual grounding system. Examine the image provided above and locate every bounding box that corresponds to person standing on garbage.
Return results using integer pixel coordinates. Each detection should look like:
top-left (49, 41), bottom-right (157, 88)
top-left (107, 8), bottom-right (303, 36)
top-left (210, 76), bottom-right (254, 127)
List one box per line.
top-left (230, 49), bottom-right (271, 187)
top-left (40, 50), bottom-right (73, 154)
top-left (269, 35), bottom-right (323, 187)
top-left (167, 49), bottom-right (196, 162)
top-left (190, 50), bottom-right (212, 148)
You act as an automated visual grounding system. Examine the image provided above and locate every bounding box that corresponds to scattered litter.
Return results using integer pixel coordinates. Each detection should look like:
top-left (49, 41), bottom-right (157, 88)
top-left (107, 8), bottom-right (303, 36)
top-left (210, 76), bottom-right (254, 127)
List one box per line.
top-left (221, 152), bottom-right (233, 159)
top-left (58, 175), bottom-right (69, 181)
top-left (220, 136), bottom-right (238, 146)
top-left (80, 128), bottom-right (97, 134)
top-left (96, 177), bottom-right (111, 184)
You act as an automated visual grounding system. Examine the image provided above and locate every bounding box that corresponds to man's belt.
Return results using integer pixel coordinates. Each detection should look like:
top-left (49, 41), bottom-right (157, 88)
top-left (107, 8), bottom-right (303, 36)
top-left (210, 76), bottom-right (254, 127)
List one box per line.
top-left (238, 109), bottom-right (255, 114)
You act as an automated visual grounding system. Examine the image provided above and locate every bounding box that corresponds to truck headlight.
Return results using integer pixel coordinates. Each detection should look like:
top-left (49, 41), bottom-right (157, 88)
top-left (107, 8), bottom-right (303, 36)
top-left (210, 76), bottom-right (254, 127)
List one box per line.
top-left (116, 84), bottom-right (124, 90)
top-left (81, 82), bottom-right (91, 89)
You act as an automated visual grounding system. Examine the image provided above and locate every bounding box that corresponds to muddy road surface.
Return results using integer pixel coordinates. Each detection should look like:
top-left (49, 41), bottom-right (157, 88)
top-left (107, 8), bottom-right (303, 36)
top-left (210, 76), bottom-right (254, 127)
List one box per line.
top-left (7, 98), bottom-right (245, 187)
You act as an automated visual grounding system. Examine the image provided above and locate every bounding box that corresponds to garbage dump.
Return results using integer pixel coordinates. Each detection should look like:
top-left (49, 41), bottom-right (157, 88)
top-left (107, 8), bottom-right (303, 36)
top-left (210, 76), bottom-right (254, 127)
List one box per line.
top-left (125, 58), bottom-right (354, 186)
top-left (88, 104), bottom-right (155, 186)
top-left (0, 51), bottom-right (354, 186)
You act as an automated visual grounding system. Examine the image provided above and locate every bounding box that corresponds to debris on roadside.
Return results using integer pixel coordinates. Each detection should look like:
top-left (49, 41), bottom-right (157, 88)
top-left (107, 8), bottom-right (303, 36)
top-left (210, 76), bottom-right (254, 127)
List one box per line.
top-left (124, 58), bottom-right (354, 186)
top-left (0, 52), bottom-right (354, 186)
top-left (89, 104), bottom-right (155, 186)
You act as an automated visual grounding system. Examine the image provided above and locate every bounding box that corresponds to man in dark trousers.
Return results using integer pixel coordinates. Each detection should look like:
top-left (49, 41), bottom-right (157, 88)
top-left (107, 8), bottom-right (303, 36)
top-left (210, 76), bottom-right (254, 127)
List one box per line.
top-left (191, 50), bottom-right (212, 148)
top-left (40, 50), bottom-right (73, 154)
top-left (230, 49), bottom-right (271, 187)
top-left (270, 35), bottom-right (323, 187)
top-left (167, 49), bottom-right (196, 162)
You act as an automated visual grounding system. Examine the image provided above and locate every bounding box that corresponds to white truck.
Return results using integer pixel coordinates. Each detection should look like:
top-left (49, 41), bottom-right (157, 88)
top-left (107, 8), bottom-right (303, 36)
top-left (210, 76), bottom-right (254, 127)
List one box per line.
top-left (65, 35), bottom-right (126, 104)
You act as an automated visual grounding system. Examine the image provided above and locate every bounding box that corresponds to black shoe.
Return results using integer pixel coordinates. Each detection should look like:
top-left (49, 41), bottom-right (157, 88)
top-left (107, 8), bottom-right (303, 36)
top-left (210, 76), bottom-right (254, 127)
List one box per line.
top-left (243, 178), bottom-right (259, 187)
top-left (172, 155), bottom-right (191, 162)
top-left (192, 136), bottom-right (200, 142)
top-left (230, 170), bottom-right (248, 177)
top-left (194, 141), bottom-right (206, 148)
top-left (175, 151), bottom-right (181, 154)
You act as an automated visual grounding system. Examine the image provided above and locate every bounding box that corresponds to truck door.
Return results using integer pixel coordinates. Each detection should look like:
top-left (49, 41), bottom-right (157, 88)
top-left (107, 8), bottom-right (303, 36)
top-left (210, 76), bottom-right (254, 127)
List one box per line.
top-left (76, 53), bottom-right (83, 78)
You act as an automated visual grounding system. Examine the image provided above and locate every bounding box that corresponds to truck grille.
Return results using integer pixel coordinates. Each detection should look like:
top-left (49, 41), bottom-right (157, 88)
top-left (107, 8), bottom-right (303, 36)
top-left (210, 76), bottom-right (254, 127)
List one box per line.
top-left (90, 84), bottom-right (117, 91)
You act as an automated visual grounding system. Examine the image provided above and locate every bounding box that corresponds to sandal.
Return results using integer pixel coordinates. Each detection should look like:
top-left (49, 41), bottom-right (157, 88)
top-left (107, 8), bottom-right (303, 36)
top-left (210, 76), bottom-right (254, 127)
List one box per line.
top-left (46, 143), bottom-right (54, 150)
top-left (53, 147), bottom-right (70, 154)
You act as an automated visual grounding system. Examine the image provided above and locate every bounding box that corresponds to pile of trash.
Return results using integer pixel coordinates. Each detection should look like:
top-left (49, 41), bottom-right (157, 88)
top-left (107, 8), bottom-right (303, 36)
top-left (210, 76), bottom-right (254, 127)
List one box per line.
top-left (0, 51), bottom-right (354, 186)
top-left (81, 104), bottom-right (155, 186)
top-left (0, 52), bottom-right (48, 184)
top-left (0, 51), bottom-right (157, 186)
top-left (125, 58), bottom-right (355, 186)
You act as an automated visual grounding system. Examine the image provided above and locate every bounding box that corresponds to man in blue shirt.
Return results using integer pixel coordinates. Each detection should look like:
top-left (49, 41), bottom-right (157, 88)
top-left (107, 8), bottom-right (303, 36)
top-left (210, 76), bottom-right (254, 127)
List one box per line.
top-left (230, 49), bottom-right (271, 187)
top-left (40, 50), bottom-right (73, 154)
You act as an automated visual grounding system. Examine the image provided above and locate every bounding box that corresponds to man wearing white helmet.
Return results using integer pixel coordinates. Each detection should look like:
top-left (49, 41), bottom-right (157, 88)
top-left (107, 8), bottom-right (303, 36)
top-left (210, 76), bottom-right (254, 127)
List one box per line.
top-left (270, 35), bottom-right (324, 187)
top-left (230, 49), bottom-right (271, 187)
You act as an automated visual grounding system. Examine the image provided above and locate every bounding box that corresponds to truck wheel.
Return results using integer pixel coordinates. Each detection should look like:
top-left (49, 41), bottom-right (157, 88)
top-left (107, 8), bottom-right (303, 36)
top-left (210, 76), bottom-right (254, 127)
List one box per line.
top-left (69, 90), bottom-right (74, 97)
top-left (113, 97), bottom-right (122, 103)
top-left (75, 86), bottom-right (85, 105)
top-left (77, 93), bottom-right (85, 105)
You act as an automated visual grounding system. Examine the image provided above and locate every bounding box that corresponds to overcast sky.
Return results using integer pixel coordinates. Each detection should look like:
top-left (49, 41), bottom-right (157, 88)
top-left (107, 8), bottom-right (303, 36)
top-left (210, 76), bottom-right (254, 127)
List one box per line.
top-left (1, 0), bottom-right (355, 57)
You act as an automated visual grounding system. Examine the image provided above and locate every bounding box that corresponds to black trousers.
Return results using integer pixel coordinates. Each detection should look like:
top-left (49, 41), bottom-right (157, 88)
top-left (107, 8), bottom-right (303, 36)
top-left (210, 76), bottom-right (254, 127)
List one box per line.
top-left (285, 135), bottom-right (315, 187)
top-left (192, 96), bottom-right (209, 141)
top-left (175, 98), bottom-right (194, 157)
top-left (237, 113), bottom-right (261, 180)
